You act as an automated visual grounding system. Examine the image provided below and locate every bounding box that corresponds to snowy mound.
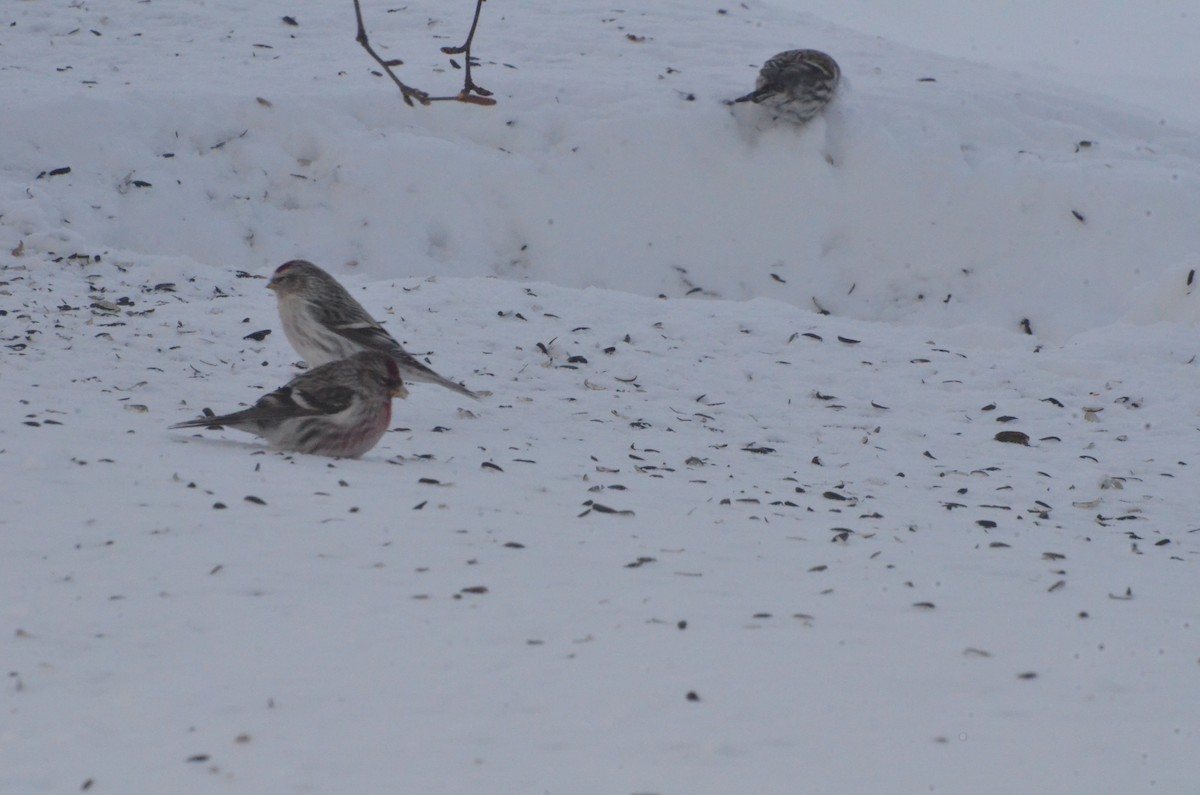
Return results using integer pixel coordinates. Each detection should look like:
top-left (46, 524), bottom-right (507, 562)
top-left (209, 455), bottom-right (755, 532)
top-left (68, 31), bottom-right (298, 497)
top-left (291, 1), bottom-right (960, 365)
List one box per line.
top-left (4, 1), bottom-right (1200, 340)
top-left (3, 3), bottom-right (1198, 794)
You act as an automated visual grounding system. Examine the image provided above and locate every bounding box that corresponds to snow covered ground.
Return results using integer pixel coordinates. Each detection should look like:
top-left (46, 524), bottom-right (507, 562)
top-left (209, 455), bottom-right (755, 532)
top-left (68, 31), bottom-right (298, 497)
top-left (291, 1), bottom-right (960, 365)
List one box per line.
top-left (2, 2), bottom-right (1198, 793)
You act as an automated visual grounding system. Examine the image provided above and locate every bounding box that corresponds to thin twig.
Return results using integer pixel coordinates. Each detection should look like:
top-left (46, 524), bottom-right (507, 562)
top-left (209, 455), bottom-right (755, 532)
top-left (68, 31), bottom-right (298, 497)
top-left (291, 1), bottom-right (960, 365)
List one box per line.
top-left (352, 0), bottom-right (430, 106)
top-left (440, 0), bottom-right (495, 104)
top-left (353, 0), bottom-right (495, 107)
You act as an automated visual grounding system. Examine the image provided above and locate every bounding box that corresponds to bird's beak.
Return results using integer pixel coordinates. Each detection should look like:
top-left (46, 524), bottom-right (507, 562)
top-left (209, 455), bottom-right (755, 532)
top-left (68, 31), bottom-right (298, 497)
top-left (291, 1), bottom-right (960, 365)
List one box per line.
top-left (266, 280), bottom-right (277, 291)
top-left (390, 379), bottom-right (409, 399)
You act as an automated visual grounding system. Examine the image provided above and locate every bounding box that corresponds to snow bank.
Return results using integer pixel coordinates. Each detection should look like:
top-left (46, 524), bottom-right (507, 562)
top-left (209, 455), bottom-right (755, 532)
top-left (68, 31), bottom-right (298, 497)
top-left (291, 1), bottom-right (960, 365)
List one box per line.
top-left (4, 1), bottom-right (1200, 341)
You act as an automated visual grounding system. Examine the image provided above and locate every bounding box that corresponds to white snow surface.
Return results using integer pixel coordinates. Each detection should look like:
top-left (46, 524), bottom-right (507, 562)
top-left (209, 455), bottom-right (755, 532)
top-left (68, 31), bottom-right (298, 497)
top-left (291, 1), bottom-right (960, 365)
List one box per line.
top-left (2, 2), bottom-right (1199, 793)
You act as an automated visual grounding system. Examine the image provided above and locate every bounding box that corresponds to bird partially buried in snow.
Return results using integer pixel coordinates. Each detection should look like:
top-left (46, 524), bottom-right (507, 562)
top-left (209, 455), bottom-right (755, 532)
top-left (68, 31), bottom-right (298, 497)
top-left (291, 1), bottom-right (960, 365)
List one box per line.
top-left (170, 351), bottom-right (406, 458)
top-left (733, 49), bottom-right (840, 123)
top-left (267, 259), bottom-right (478, 399)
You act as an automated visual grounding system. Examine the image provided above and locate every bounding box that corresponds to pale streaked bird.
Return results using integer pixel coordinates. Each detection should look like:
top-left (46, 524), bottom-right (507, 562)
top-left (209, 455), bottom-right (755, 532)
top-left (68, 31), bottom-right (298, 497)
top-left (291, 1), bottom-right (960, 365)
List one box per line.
top-left (267, 259), bottom-right (478, 399)
top-left (734, 49), bottom-right (840, 124)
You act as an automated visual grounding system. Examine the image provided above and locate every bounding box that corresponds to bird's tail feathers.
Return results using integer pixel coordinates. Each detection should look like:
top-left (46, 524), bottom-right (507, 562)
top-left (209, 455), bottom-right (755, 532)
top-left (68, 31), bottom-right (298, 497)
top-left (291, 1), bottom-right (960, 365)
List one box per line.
top-left (417, 371), bottom-right (479, 400)
top-left (170, 414), bottom-right (228, 430)
top-left (732, 89), bottom-right (768, 104)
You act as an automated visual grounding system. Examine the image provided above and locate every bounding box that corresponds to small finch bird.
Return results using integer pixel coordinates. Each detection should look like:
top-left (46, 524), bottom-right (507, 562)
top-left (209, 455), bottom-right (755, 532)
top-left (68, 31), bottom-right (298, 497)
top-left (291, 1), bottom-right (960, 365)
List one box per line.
top-left (733, 49), bottom-right (840, 123)
top-left (170, 351), bottom-right (407, 458)
top-left (267, 259), bottom-right (477, 399)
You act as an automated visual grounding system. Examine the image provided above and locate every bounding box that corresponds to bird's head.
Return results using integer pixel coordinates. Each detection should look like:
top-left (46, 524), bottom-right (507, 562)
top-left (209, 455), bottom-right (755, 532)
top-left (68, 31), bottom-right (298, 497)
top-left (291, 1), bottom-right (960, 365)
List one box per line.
top-left (267, 259), bottom-right (319, 296)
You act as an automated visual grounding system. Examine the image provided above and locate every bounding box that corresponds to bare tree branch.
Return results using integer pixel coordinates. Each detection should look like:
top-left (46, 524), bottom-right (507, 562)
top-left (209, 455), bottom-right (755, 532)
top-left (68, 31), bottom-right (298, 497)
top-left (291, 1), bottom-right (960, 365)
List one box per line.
top-left (352, 0), bottom-right (495, 108)
top-left (352, 0), bottom-right (430, 106)
top-left (440, 0), bottom-right (494, 104)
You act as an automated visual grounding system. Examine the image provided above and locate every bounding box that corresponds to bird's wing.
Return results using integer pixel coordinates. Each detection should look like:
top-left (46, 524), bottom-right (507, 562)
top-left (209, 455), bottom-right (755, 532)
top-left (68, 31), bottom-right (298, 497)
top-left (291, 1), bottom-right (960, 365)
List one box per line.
top-left (331, 320), bottom-right (405, 354)
top-left (307, 299), bottom-right (402, 354)
top-left (311, 301), bottom-right (477, 399)
top-left (170, 384), bottom-right (355, 430)
top-left (272, 382), bottom-right (357, 417)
